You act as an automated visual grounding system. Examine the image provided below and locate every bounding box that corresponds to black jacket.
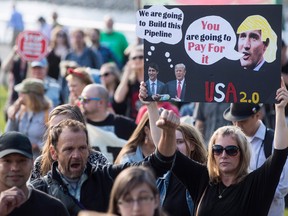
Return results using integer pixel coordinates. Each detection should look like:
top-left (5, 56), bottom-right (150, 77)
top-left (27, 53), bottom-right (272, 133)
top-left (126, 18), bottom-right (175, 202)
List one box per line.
top-left (30, 161), bottom-right (121, 216)
top-left (29, 152), bottom-right (172, 216)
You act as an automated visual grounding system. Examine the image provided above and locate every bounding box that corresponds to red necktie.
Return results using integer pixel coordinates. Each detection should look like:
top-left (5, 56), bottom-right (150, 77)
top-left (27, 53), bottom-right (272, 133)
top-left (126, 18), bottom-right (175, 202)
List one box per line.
top-left (177, 81), bottom-right (181, 98)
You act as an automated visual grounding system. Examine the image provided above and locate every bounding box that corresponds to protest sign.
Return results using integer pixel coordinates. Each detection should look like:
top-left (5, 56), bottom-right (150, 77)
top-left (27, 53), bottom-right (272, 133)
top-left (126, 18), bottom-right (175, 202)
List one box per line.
top-left (136, 5), bottom-right (282, 103)
top-left (16, 30), bottom-right (48, 61)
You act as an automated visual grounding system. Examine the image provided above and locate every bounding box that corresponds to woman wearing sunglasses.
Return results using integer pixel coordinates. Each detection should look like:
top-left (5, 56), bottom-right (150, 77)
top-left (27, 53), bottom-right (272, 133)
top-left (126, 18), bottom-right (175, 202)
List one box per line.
top-left (99, 62), bottom-right (127, 115)
top-left (138, 84), bottom-right (206, 216)
top-left (114, 44), bottom-right (144, 120)
top-left (145, 78), bottom-right (288, 216)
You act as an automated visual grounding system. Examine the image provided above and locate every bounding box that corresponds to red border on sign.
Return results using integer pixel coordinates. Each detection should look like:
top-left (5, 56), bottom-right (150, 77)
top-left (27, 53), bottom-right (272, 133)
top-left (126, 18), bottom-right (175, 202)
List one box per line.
top-left (16, 30), bottom-right (48, 61)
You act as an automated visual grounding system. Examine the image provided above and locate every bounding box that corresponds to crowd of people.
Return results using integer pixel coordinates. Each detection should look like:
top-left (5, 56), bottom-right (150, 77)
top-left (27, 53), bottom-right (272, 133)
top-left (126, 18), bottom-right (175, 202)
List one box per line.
top-left (1, 3), bottom-right (288, 216)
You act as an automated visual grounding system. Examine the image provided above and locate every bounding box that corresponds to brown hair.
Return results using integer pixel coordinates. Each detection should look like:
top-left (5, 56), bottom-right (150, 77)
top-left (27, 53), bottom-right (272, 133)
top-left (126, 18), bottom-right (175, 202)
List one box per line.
top-left (25, 92), bottom-right (51, 113)
top-left (50, 26), bottom-right (70, 49)
top-left (107, 166), bottom-right (167, 216)
top-left (49, 119), bottom-right (88, 149)
top-left (114, 112), bottom-right (149, 164)
top-left (40, 104), bottom-right (86, 176)
top-left (177, 123), bottom-right (207, 164)
top-left (65, 67), bottom-right (93, 86)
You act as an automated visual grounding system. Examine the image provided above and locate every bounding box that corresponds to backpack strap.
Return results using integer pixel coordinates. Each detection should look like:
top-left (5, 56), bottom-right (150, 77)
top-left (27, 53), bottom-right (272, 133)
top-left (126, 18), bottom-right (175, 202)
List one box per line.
top-left (263, 128), bottom-right (274, 158)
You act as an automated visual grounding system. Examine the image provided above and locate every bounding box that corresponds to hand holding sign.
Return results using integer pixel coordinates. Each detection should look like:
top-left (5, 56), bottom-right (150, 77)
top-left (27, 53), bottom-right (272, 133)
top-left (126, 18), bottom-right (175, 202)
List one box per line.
top-left (184, 16), bottom-right (243, 65)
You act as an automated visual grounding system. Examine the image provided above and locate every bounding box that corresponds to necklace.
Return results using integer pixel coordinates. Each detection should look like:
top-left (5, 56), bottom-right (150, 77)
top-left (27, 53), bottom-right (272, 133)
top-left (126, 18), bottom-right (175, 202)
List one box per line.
top-left (218, 184), bottom-right (227, 199)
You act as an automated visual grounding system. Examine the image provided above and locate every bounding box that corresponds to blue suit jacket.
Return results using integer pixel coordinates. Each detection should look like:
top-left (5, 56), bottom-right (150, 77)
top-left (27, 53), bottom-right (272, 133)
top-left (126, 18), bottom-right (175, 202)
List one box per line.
top-left (145, 80), bottom-right (165, 100)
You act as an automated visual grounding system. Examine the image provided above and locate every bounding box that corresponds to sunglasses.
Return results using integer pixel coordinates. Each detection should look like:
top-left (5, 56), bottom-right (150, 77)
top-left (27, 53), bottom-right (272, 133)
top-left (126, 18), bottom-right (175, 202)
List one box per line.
top-left (78, 96), bottom-right (101, 103)
top-left (100, 72), bottom-right (111, 77)
top-left (212, 145), bottom-right (239, 156)
top-left (131, 55), bottom-right (144, 60)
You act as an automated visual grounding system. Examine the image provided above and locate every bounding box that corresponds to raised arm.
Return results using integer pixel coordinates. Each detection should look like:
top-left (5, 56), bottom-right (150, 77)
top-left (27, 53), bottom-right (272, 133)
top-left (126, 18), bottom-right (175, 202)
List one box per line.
top-left (114, 65), bottom-right (131, 103)
top-left (139, 81), bottom-right (161, 146)
top-left (156, 109), bottom-right (179, 157)
top-left (274, 77), bottom-right (288, 150)
top-left (1, 45), bottom-right (18, 73)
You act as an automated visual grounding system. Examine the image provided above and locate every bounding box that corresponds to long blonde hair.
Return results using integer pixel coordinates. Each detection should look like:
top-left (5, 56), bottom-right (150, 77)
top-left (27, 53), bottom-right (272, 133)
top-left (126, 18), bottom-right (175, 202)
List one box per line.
top-left (207, 126), bottom-right (251, 183)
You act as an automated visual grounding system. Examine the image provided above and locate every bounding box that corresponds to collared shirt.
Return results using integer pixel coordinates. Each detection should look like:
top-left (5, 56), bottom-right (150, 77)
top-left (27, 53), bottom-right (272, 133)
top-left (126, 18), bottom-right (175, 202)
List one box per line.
top-left (59, 169), bottom-right (88, 202)
top-left (248, 120), bottom-right (288, 216)
top-left (120, 146), bottom-right (144, 164)
top-left (149, 79), bottom-right (158, 95)
top-left (44, 76), bottom-right (61, 107)
top-left (248, 121), bottom-right (267, 170)
top-left (254, 59), bottom-right (265, 71)
top-left (177, 79), bottom-right (185, 90)
top-left (5, 110), bottom-right (48, 148)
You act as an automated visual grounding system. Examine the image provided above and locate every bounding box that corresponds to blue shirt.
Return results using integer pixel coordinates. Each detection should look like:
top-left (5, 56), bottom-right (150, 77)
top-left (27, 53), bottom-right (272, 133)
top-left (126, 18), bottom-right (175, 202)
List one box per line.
top-left (8, 9), bottom-right (24, 31)
top-left (65, 47), bottom-right (102, 69)
top-left (94, 45), bottom-right (121, 69)
top-left (120, 146), bottom-right (144, 164)
top-left (44, 77), bottom-right (61, 107)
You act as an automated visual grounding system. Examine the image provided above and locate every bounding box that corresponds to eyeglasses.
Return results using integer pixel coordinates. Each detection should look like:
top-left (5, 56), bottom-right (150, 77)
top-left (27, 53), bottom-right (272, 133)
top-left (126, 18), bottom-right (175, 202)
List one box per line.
top-left (78, 96), bottom-right (101, 104)
top-left (118, 196), bottom-right (154, 208)
top-left (131, 55), bottom-right (144, 61)
top-left (212, 145), bottom-right (239, 156)
top-left (100, 72), bottom-right (111, 77)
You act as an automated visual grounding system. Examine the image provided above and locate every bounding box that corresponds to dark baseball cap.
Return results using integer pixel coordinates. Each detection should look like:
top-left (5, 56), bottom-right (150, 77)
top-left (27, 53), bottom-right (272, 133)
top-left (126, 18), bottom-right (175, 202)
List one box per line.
top-left (0, 132), bottom-right (33, 159)
top-left (223, 103), bottom-right (262, 122)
